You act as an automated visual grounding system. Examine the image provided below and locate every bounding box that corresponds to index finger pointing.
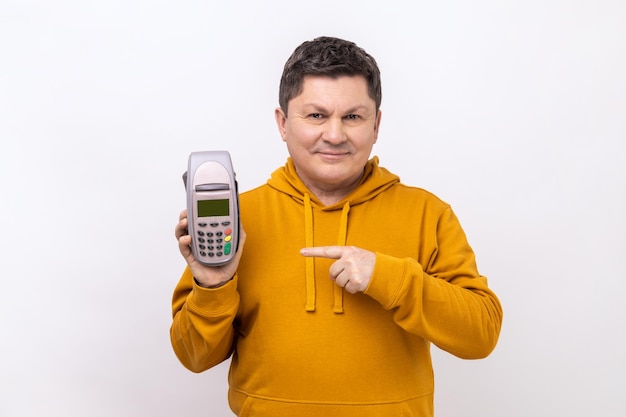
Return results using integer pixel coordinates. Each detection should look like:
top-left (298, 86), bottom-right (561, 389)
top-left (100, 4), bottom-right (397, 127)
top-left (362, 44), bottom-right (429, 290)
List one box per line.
top-left (300, 246), bottom-right (345, 259)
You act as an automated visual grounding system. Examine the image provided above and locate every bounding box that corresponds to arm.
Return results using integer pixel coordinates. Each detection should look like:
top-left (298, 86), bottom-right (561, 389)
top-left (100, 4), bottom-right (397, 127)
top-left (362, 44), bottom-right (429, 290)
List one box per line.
top-left (301, 207), bottom-right (502, 359)
top-left (169, 210), bottom-right (245, 372)
top-left (365, 207), bottom-right (502, 359)
top-left (170, 269), bottom-right (240, 372)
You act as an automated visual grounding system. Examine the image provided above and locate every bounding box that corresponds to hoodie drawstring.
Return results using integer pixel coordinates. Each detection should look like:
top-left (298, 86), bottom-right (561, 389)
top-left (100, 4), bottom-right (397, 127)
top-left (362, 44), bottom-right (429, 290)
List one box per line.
top-left (303, 193), bottom-right (350, 314)
top-left (304, 193), bottom-right (316, 312)
top-left (333, 202), bottom-right (351, 314)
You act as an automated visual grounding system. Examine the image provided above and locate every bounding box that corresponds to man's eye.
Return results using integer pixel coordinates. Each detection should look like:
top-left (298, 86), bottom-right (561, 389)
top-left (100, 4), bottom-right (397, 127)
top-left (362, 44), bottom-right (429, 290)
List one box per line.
top-left (309, 113), bottom-right (322, 119)
top-left (346, 114), bottom-right (360, 120)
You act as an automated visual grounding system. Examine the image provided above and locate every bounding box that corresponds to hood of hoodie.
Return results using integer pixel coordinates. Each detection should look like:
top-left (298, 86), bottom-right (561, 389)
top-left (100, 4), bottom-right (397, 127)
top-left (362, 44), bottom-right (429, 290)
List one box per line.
top-left (266, 156), bottom-right (400, 313)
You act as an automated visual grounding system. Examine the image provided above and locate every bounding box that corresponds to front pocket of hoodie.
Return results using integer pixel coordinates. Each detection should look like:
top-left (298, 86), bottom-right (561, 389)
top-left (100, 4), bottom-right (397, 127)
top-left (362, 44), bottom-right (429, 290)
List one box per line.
top-left (231, 395), bottom-right (430, 417)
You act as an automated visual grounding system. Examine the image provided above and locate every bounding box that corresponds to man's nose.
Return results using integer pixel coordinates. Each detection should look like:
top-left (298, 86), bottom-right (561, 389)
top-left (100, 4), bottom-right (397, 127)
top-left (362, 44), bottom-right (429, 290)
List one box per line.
top-left (322, 117), bottom-right (347, 144)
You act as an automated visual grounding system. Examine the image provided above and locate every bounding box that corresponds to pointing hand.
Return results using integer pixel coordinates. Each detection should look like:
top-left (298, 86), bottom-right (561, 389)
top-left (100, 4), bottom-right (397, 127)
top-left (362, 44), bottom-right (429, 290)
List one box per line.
top-left (300, 246), bottom-right (375, 294)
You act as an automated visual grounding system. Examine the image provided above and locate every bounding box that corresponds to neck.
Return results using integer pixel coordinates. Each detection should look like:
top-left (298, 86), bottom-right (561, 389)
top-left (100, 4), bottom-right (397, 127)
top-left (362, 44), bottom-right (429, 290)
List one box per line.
top-left (305, 175), bottom-right (363, 206)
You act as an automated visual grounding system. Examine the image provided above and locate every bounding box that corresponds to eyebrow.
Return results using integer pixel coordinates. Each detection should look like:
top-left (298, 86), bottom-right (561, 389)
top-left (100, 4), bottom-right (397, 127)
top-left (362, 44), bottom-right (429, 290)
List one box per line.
top-left (300, 102), bottom-right (371, 114)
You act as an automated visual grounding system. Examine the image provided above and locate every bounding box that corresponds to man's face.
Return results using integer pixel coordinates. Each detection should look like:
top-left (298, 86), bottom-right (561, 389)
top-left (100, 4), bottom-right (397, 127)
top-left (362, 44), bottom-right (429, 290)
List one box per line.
top-left (275, 75), bottom-right (381, 198)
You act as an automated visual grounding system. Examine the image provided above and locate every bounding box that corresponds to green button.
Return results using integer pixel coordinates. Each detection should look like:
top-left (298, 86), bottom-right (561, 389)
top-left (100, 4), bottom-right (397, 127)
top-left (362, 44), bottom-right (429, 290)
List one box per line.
top-left (224, 242), bottom-right (231, 255)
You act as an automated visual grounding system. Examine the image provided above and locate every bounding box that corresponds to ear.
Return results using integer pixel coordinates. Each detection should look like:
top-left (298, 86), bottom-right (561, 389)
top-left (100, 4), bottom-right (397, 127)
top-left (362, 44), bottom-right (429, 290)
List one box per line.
top-left (373, 110), bottom-right (382, 143)
top-left (274, 107), bottom-right (288, 142)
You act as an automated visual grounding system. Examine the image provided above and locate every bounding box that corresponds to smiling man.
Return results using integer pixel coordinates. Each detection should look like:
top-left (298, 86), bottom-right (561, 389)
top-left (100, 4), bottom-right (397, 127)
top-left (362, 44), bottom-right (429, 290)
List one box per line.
top-left (275, 74), bottom-right (381, 206)
top-left (171, 36), bottom-right (503, 417)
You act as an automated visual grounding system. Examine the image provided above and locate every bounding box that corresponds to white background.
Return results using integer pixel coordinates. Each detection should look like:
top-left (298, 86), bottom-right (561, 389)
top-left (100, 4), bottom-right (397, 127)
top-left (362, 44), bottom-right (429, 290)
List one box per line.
top-left (1, 1), bottom-right (624, 416)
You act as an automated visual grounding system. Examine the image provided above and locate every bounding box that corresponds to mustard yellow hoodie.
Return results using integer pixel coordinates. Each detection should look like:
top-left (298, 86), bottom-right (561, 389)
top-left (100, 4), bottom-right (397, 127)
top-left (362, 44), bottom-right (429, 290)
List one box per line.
top-left (170, 157), bottom-right (503, 416)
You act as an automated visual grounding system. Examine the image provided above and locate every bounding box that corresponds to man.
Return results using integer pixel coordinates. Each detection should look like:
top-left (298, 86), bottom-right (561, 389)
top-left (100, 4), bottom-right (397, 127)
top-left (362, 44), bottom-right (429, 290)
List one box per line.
top-left (171, 36), bottom-right (503, 416)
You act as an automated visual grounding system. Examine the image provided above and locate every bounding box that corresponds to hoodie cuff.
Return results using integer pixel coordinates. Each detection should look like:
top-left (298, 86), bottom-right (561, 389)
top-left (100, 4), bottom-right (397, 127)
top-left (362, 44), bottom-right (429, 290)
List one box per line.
top-left (188, 275), bottom-right (239, 315)
top-left (364, 253), bottom-right (409, 310)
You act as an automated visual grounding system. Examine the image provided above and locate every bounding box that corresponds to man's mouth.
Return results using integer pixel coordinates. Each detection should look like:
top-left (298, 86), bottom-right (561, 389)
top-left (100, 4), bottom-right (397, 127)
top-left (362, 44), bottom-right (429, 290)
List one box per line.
top-left (316, 148), bottom-right (350, 156)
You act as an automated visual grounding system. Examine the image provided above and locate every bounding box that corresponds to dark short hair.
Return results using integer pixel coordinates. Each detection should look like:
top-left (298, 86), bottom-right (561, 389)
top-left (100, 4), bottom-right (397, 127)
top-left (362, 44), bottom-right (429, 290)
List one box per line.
top-left (278, 36), bottom-right (382, 115)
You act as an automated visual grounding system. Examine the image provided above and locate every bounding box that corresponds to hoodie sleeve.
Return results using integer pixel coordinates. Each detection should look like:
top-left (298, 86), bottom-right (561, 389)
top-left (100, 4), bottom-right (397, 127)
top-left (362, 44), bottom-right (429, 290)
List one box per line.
top-left (169, 267), bottom-right (240, 372)
top-left (364, 207), bottom-right (503, 359)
